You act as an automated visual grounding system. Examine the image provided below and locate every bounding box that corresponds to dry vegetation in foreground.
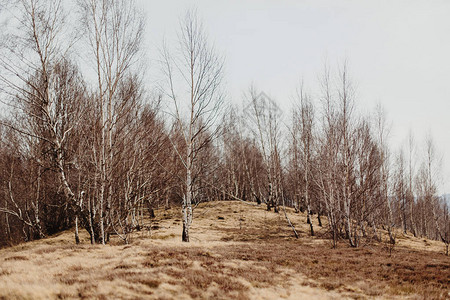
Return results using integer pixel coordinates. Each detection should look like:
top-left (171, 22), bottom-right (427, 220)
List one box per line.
top-left (0, 201), bottom-right (449, 300)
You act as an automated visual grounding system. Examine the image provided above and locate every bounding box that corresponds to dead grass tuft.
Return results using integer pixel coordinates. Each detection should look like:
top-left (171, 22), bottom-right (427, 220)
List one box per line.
top-left (67, 264), bottom-right (84, 272)
top-left (320, 281), bottom-right (343, 291)
top-left (137, 278), bottom-right (160, 288)
top-left (4, 255), bottom-right (28, 261)
top-left (151, 233), bottom-right (176, 240)
top-left (0, 268), bottom-right (11, 276)
top-left (114, 263), bottom-right (137, 270)
top-left (60, 275), bottom-right (87, 286)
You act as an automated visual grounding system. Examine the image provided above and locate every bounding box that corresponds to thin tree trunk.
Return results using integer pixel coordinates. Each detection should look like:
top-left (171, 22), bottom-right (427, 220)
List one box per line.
top-left (4, 200), bottom-right (11, 240)
top-left (317, 207), bottom-right (322, 227)
top-left (75, 216), bottom-right (80, 244)
top-left (33, 165), bottom-right (44, 239)
top-left (88, 195), bottom-right (95, 244)
top-left (182, 143), bottom-right (193, 242)
top-left (281, 191), bottom-right (298, 239)
top-left (409, 194), bottom-right (416, 237)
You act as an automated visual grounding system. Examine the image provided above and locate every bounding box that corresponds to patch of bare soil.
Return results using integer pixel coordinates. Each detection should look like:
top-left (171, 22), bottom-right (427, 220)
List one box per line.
top-left (0, 201), bottom-right (448, 299)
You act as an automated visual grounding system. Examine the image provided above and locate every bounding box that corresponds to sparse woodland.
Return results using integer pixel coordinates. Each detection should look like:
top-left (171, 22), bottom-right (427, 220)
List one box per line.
top-left (0, 0), bottom-right (449, 257)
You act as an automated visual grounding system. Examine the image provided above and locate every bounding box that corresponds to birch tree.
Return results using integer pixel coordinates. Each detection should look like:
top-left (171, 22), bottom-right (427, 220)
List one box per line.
top-left (415, 135), bottom-right (440, 238)
top-left (293, 85), bottom-right (315, 236)
top-left (316, 64), bottom-right (341, 247)
top-left (245, 88), bottom-right (283, 212)
top-left (78, 0), bottom-right (144, 244)
top-left (161, 10), bottom-right (224, 242)
top-left (406, 132), bottom-right (417, 236)
top-left (336, 64), bottom-right (360, 247)
top-left (432, 198), bottom-right (449, 255)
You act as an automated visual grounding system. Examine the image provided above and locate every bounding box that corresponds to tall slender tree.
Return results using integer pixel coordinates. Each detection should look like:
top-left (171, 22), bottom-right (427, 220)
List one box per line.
top-left (161, 10), bottom-right (225, 242)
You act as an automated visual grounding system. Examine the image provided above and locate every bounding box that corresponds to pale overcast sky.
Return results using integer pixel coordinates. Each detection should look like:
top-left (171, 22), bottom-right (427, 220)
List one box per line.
top-left (139, 0), bottom-right (450, 192)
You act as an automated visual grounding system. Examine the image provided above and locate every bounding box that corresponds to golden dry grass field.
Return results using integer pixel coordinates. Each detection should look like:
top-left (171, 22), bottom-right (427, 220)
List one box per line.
top-left (0, 201), bottom-right (449, 299)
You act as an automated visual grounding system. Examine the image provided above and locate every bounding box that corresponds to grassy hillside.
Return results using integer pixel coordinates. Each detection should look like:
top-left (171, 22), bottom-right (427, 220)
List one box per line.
top-left (0, 201), bottom-right (449, 299)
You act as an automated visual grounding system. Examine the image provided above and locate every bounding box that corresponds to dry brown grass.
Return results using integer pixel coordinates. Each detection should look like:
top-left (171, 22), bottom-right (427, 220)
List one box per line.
top-left (0, 201), bottom-right (449, 299)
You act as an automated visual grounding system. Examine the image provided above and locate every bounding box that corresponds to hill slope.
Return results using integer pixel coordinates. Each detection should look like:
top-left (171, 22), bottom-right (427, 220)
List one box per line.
top-left (0, 201), bottom-right (449, 299)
